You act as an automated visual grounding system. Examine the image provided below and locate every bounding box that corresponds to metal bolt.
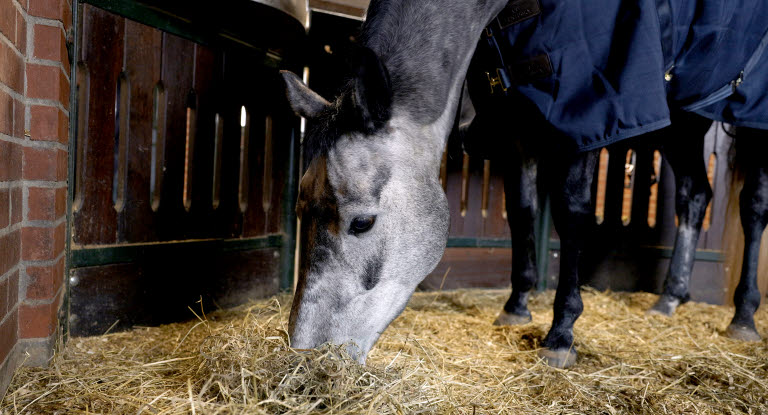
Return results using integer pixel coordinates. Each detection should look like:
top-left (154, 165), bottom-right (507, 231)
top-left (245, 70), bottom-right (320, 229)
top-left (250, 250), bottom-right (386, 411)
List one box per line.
top-left (273, 251), bottom-right (280, 258)
top-left (69, 276), bottom-right (79, 286)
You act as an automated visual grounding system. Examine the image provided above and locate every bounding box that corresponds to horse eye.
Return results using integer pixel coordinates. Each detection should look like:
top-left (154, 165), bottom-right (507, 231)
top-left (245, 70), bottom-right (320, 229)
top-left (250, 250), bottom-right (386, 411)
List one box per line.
top-left (349, 216), bottom-right (376, 235)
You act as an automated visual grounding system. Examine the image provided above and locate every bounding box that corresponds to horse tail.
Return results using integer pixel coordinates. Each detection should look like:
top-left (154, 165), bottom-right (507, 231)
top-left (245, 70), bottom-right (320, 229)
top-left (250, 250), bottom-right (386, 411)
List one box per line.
top-left (722, 131), bottom-right (768, 306)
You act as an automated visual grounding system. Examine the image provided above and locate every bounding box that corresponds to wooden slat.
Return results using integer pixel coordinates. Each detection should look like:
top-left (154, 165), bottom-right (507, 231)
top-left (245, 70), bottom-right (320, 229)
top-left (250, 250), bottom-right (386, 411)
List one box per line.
top-left (481, 162), bottom-right (510, 238)
top-left (265, 109), bottom-right (292, 235)
top-left (155, 32), bottom-right (195, 240)
top-left (119, 19), bottom-right (162, 243)
top-left (72, 5), bottom-right (124, 245)
top-left (188, 44), bottom-right (218, 237)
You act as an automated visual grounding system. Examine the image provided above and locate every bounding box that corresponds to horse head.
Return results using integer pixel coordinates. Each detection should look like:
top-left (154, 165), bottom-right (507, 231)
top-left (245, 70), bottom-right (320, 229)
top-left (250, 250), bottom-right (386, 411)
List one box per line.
top-left (281, 47), bottom-right (450, 362)
top-left (281, 0), bottom-right (510, 362)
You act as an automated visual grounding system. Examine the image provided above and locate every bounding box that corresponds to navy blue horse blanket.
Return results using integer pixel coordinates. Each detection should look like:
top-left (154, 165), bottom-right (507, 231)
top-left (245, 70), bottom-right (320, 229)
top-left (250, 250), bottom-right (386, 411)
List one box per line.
top-left (470, 0), bottom-right (768, 151)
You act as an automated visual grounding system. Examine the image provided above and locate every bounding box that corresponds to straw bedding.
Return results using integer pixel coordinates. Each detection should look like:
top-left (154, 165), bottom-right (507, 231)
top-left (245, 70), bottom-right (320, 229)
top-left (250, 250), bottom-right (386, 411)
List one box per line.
top-left (2, 288), bottom-right (768, 414)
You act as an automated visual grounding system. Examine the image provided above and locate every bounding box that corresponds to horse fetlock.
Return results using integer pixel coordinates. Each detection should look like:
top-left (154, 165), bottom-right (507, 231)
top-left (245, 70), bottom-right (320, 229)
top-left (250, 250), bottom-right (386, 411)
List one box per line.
top-left (493, 309), bottom-right (532, 326)
top-left (538, 347), bottom-right (577, 369)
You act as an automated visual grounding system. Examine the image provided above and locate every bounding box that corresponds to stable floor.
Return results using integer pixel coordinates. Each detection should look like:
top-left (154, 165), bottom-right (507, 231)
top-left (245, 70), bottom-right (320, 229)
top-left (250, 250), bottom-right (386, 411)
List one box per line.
top-left (2, 288), bottom-right (767, 414)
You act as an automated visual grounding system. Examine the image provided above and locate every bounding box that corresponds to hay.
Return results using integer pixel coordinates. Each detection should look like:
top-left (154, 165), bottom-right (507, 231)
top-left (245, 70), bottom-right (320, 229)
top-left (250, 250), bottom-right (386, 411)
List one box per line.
top-left (3, 288), bottom-right (768, 414)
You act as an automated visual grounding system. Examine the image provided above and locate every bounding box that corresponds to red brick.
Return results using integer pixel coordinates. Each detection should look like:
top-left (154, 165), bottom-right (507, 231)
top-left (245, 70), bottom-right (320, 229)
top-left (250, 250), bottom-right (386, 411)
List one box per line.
top-left (25, 256), bottom-right (63, 300)
top-left (33, 24), bottom-right (63, 61)
top-left (0, 140), bottom-right (22, 180)
top-left (26, 64), bottom-right (60, 101)
top-left (21, 222), bottom-right (64, 261)
top-left (26, 64), bottom-right (70, 109)
top-left (19, 295), bottom-right (59, 338)
top-left (0, 276), bottom-right (7, 318)
top-left (0, 89), bottom-right (12, 136)
top-left (61, 0), bottom-right (71, 34)
top-left (59, 67), bottom-right (69, 108)
top-left (0, 189), bottom-right (9, 229)
top-left (30, 105), bottom-right (67, 143)
top-left (0, 40), bottom-right (24, 93)
top-left (28, 0), bottom-right (60, 20)
top-left (12, 93), bottom-right (24, 138)
top-left (0, 230), bottom-right (20, 276)
top-left (16, 0), bottom-right (27, 11)
top-left (8, 269), bottom-right (18, 308)
top-left (0, 0), bottom-right (15, 46)
top-left (22, 146), bottom-right (66, 181)
top-left (10, 186), bottom-right (21, 224)
top-left (27, 186), bottom-right (65, 221)
top-left (0, 308), bottom-right (18, 364)
top-left (16, 9), bottom-right (26, 51)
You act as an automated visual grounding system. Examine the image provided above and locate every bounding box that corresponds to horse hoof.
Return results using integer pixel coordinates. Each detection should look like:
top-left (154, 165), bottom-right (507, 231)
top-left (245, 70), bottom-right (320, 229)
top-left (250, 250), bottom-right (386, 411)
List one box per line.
top-left (726, 324), bottom-right (761, 342)
top-left (493, 310), bottom-right (532, 326)
top-left (538, 347), bottom-right (577, 368)
top-left (647, 296), bottom-right (680, 316)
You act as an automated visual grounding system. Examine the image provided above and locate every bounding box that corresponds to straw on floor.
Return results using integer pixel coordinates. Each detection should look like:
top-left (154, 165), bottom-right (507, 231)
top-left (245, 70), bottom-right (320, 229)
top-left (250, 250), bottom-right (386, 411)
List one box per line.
top-left (2, 288), bottom-right (767, 414)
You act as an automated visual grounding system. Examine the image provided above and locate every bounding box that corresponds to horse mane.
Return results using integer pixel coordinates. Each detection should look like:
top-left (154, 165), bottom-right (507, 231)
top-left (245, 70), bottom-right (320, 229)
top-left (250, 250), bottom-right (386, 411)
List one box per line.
top-left (302, 0), bottom-right (441, 165)
top-left (302, 1), bottom-right (396, 166)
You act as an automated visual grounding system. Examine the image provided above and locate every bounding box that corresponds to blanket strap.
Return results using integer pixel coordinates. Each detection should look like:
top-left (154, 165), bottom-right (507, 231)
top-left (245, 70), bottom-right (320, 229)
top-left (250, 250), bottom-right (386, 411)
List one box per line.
top-left (480, 0), bottom-right (550, 95)
top-left (682, 27), bottom-right (768, 112)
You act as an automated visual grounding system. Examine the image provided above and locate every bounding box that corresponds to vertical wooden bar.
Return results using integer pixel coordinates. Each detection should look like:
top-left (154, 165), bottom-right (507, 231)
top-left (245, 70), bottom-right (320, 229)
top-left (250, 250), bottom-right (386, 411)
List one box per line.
top-left (156, 33), bottom-right (195, 240)
top-left (188, 45), bottom-right (217, 237)
top-left (72, 63), bottom-right (89, 213)
top-left (647, 150), bottom-right (662, 228)
top-left (621, 149), bottom-right (636, 226)
top-left (118, 20), bottom-right (162, 243)
top-left (595, 148), bottom-right (610, 225)
top-left (440, 149), bottom-right (448, 191)
top-left (702, 152), bottom-right (717, 231)
top-left (72, 5), bottom-right (124, 245)
top-left (460, 153), bottom-right (470, 217)
top-left (262, 115), bottom-right (274, 222)
top-left (238, 106), bottom-right (250, 214)
top-left (212, 114), bottom-right (224, 210)
top-left (481, 160), bottom-right (490, 219)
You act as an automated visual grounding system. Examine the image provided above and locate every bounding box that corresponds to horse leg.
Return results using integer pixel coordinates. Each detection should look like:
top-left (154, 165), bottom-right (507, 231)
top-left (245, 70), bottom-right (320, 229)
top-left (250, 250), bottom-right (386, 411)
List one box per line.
top-left (650, 113), bottom-right (713, 315)
top-left (540, 149), bottom-right (598, 368)
top-left (727, 132), bottom-right (768, 341)
top-left (495, 140), bottom-right (539, 326)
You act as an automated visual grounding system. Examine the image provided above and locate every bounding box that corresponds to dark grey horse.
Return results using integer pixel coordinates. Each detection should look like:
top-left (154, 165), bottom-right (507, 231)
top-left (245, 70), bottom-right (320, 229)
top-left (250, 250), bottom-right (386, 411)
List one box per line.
top-left (281, 0), bottom-right (768, 367)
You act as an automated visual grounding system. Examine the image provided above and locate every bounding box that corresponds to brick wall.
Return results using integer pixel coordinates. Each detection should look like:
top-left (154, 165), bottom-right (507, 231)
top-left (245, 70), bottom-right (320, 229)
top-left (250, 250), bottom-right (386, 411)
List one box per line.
top-left (1, 0), bottom-right (71, 397)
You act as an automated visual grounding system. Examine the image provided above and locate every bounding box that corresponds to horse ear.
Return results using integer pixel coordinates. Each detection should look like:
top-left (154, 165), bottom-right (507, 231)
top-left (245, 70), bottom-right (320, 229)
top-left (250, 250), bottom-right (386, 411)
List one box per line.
top-left (281, 70), bottom-right (331, 119)
top-left (351, 47), bottom-right (392, 131)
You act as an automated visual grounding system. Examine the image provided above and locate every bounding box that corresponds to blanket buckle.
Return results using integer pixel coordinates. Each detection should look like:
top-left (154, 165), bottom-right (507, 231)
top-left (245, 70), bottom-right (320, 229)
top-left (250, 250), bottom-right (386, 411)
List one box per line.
top-left (486, 68), bottom-right (509, 94)
top-left (731, 71), bottom-right (744, 93)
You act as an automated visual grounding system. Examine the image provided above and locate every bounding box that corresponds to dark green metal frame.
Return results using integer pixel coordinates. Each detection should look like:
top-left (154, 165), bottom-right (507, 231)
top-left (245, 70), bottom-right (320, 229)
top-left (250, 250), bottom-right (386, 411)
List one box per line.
top-left (63, 0), bottom-right (80, 341)
top-left (70, 235), bottom-right (284, 268)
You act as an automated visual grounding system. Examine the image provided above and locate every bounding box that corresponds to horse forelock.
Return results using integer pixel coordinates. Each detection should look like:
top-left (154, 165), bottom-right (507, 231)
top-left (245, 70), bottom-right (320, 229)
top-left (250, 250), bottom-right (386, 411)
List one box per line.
top-left (303, 83), bottom-right (390, 168)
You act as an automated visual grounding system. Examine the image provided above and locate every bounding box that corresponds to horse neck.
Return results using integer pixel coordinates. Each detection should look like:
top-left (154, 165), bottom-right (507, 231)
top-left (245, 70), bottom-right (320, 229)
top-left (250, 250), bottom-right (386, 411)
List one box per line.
top-left (361, 0), bottom-right (508, 165)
